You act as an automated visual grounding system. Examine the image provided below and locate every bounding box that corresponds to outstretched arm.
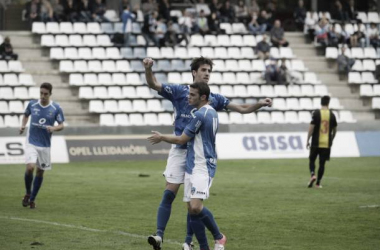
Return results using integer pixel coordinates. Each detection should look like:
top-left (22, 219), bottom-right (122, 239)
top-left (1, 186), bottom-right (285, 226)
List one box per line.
top-left (143, 57), bottom-right (162, 92)
top-left (148, 131), bottom-right (191, 145)
top-left (226, 98), bottom-right (272, 114)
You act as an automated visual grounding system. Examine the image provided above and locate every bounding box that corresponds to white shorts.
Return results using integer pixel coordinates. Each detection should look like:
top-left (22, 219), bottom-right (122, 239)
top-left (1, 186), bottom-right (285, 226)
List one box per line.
top-left (183, 171), bottom-right (213, 202)
top-left (163, 146), bottom-right (187, 184)
top-left (25, 144), bottom-right (52, 170)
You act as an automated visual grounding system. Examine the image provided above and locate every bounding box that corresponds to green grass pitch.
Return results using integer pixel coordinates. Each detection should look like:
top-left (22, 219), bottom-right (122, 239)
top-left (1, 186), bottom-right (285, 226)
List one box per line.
top-left (1, 157), bottom-right (379, 250)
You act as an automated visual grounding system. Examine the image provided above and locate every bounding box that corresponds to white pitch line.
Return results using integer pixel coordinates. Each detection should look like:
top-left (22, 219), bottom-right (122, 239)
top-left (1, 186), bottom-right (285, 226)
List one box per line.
top-left (0, 216), bottom-right (181, 246)
top-left (359, 205), bottom-right (380, 208)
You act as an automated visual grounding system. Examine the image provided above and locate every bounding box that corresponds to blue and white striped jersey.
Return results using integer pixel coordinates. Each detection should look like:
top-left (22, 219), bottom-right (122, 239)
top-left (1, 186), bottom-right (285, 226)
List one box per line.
top-left (24, 100), bottom-right (65, 147)
top-left (159, 83), bottom-right (229, 149)
top-left (183, 105), bottom-right (219, 178)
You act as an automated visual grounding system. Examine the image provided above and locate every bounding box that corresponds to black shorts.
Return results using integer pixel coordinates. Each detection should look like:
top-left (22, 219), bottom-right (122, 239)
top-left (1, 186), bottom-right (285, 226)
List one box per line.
top-left (309, 147), bottom-right (331, 162)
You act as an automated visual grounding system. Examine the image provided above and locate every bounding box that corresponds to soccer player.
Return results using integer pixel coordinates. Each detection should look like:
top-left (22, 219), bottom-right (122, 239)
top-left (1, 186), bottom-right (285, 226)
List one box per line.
top-left (143, 56), bottom-right (272, 250)
top-left (306, 95), bottom-right (338, 188)
top-left (20, 82), bottom-right (65, 209)
top-left (148, 82), bottom-right (226, 250)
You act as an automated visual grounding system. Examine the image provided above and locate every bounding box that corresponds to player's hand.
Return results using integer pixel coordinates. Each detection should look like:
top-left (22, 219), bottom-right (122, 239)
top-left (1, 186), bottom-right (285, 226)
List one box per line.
top-left (306, 142), bottom-right (310, 150)
top-left (143, 58), bottom-right (154, 69)
top-left (259, 98), bottom-right (272, 107)
top-left (46, 126), bottom-right (55, 133)
top-left (148, 131), bottom-right (162, 145)
top-left (19, 126), bottom-right (25, 135)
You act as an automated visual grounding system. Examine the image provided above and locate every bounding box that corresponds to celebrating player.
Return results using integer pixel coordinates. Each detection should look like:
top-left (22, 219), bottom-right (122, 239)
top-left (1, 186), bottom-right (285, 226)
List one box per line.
top-left (20, 82), bottom-right (65, 209)
top-left (306, 95), bottom-right (338, 188)
top-left (143, 56), bottom-right (272, 250)
top-left (148, 82), bottom-right (226, 250)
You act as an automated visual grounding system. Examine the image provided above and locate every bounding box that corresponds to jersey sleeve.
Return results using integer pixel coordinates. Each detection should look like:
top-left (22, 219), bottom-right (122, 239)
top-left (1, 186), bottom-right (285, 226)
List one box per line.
top-left (24, 101), bottom-right (32, 117)
top-left (158, 83), bottom-right (183, 102)
top-left (183, 112), bottom-right (203, 138)
top-left (55, 105), bottom-right (65, 124)
top-left (211, 93), bottom-right (230, 111)
top-left (310, 110), bottom-right (318, 125)
top-left (331, 112), bottom-right (338, 128)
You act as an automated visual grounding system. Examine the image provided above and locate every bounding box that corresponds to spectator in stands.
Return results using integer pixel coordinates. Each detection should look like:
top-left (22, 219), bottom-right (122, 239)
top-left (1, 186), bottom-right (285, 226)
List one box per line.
top-left (294, 0), bottom-right (306, 31)
top-left (248, 12), bottom-right (266, 35)
top-left (25, 0), bottom-right (41, 23)
top-left (159, 0), bottom-right (170, 22)
top-left (179, 10), bottom-right (194, 35)
top-left (235, 0), bottom-right (249, 24)
top-left (331, 0), bottom-right (349, 22)
top-left (0, 37), bottom-right (18, 60)
top-left (63, 0), bottom-right (78, 22)
top-left (305, 11), bottom-right (318, 41)
top-left (328, 24), bottom-right (343, 47)
top-left (265, 0), bottom-right (277, 24)
top-left (219, 1), bottom-right (235, 23)
top-left (121, 5), bottom-right (135, 46)
top-left (315, 17), bottom-right (329, 47)
top-left (265, 59), bottom-right (282, 85)
top-left (257, 10), bottom-right (271, 32)
top-left (196, 0), bottom-right (211, 16)
top-left (248, 0), bottom-right (260, 15)
top-left (92, 0), bottom-right (109, 22)
top-left (256, 34), bottom-right (271, 60)
top-left (119, 0), bottom-right (130, 16)
top-left (368, 22), bottom-right (380, 49)
top-left (209, 0), bottom-right (222, 16)
top-left (337, 46), bottom-right (355, 80)
top-left (270, 20), bottom-right (289, 47)
top-left (195, 9), bottom-right (209, 36)
top-left (164, 20), bottom-right (188, 46)
top-left (208, 12), bottom-right (222, 34)
top-left (142, 11), bottom-right (159, 47)
top-left (142, 0), bottom-right (158, 15)
top-left (279, 58), bottom-right (289, 85)
top-left (156, 17), bottom-right (167, 47)
top-left (132, 3), bottom-right (144, 22)
top-left (40, 0), bottom-right (53, 22)
top-left (78, 0), bottom-right (93, 22)
top-left (50, 0), bottom-right (65, 22)
top-left (350, 21), bottom-right (366, 47)
top-left (347, 0), bottom-right (358, 21)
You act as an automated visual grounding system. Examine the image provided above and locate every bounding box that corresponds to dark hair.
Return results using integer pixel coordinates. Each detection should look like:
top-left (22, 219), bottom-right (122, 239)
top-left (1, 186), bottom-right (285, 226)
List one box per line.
top-left (190, 56), bottom-right (214, 73)
top-left (321, 95), bottom-right (330, 106)
top-left (40, 82), bottom-right (53, 94)
top-left (190, 82), bottom-right (210, 101)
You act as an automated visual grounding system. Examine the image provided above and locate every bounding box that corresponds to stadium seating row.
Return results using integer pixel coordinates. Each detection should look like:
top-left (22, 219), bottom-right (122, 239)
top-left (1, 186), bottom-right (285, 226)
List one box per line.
top-left (351, 59), bottom-right (380, 71)
top-left (0, 87), bottom-right (39, 100)
top-left (372, 97), bottom-right (380, 108)
top-left (97, 109), bottom-right (356, 127)
top-left (348, 72), bottom-right (378, 84)
top-left (32, 22), bottom-right (250, 35)
top-left (359, 84), bottom-right (380, 96)
top-left (51, 46), bottom-right (295, 61)
top-left (0, 61), bottom-right (25, 73)
top-left (61, 58), bottom-right (305, 74)
top-left (306, 11), bottom-right (380, 23)
top-left (69, 70), bottom-right (320, 86)
top-left (0, 100), bottom-right (29, 113)
top-left (325, 47), bottom-right (380, 59)
top-left (0, 74), bottom-right (35, 86)
top-left (41, 34), bottom-right (113, 47)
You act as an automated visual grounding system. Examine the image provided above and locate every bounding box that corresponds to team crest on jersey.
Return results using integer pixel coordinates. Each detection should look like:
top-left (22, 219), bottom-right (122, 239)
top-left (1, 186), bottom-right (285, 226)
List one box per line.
top-left (165, 86), bottom-right (173, 94)
top-left (33, 108), bottom-right (40, 115)
top-left (191, 187), bottom-right (196, 195)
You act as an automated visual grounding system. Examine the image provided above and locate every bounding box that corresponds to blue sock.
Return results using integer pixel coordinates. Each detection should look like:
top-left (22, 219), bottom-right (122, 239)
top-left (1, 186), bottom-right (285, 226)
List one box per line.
top-left (189, 213), bottom-right (209, 250)
top-left (156, 190), bottom-right (176, 239)
top-left (198, 207), bottom-right (223, 240)
top-left (24, 172), bottom-right (33, 195)
top-left (30, 176), bottom-right (43, 201)
top-left (185, 213), bottom-right (194, 245)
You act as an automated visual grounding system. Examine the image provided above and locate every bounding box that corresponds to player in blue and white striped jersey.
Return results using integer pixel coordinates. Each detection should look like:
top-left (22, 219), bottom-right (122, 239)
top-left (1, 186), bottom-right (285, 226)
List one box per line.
top-left (143, 56), bottom-right (272, 250)
top-left (149, 82), bottom-right (226, 250)
top-left (20, 83), bottom-right (65, 209)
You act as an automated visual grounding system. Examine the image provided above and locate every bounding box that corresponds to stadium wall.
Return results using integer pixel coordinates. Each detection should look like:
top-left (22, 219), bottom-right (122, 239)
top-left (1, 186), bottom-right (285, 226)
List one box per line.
top-left (1, 130), bottom-right (379, 164)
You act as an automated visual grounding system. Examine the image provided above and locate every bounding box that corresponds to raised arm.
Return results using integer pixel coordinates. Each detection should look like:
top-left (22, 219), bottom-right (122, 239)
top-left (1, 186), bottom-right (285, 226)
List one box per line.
top-left (148, 131), bottom-right (191, 145)
top-left (226, 98), bottom-right (272, 114)
top-left (143, 57), bottom-right (162, 92)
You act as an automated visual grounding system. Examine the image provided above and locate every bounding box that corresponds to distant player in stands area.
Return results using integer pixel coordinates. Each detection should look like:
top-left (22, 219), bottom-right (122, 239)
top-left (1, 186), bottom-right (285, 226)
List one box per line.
top-left (148, 82), bottom-right (226, 250)
top-left (306, 95), bottom-right (338, 188)
top-left (143, 56), bottom-right (272, 250)
top-left (20, 83), bottom-right (65, 209)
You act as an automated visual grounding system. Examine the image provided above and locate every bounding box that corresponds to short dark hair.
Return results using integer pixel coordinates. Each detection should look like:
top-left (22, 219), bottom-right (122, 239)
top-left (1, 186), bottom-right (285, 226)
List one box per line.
top-left (321, 95), bottom-right (330, 106)
top-left (190, 82), bottom-right (210, 101)
top-left (40, 82), bottom-right (53, 94)
top-left (190, 57), bottom-right (214, 72)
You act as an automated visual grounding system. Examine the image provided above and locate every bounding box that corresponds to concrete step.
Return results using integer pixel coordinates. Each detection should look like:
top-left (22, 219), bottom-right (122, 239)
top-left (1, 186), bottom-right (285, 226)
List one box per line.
top-left (32, 74), bottom-right (65, 86)
top-left (352, 111), bottom-right (375, 121)
top-left (338, 98), bottom-right (370, 111)
top-left (21, 61), bottom-right (55, 72)
top-left (291, 48), bottom-right (319, 57)
top-left (65, 114), bottom-right (98, 126)
top-left (15, 48), bottom-right (45, 60)
top-left (315, 72), bottom-right (341, 83)
top-left (327, 86), bottom-right (357, 98)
